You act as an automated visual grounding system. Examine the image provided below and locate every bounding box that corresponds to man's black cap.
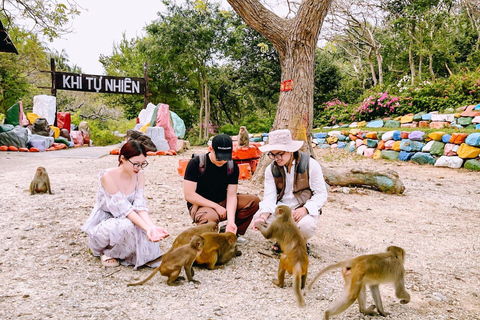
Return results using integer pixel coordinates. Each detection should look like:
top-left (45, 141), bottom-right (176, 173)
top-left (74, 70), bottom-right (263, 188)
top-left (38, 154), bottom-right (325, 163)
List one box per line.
top-left (212, 134), bottom-right (233, 161)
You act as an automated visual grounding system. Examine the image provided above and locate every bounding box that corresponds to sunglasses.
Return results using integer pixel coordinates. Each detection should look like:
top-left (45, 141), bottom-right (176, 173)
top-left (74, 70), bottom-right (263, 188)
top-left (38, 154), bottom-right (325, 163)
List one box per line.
top-left (127, 158), bottom-right (149, 169)
top-left (267, 151), bottom-right (286, 160)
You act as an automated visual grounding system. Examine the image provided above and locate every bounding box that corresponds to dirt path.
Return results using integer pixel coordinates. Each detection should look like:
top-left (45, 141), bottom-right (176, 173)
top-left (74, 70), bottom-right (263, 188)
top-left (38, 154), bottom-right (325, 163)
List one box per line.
top-left (0, 147), bottom-right (478, 320)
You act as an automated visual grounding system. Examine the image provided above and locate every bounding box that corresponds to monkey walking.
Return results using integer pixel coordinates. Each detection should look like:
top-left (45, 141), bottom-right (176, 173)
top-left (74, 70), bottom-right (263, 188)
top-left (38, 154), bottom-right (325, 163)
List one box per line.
top-left (29, 167), bottom-right (52, 195)
top-left (127, 235), bottom-right (204, 286)
top-left (255, 205), bottom-right (309, 307)
top-left (237, 126), bottom-right (250, 149)
top-left (308, 246), bottom-right (411, 319)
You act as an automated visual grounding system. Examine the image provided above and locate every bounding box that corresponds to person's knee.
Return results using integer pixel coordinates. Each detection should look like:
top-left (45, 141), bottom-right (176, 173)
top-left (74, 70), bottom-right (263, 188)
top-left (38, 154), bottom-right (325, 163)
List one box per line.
top-left (193, 208), bottom-right (220, 225)
top-left (297, 217), bottom-right (318, 240)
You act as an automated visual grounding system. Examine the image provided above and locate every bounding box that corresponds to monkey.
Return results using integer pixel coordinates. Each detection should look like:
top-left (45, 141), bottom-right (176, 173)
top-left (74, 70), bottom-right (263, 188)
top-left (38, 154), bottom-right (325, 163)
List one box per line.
top-left (237, 126), bottom-right (250, 149)
top-left (308, 246), bottom-right (411, 319)
top-left (254, 205), bottom-right (308, 307)
top-left (169, 222), bottom-right (218, 252)
top-left (29, 167), bottom-right (52, 195)
top-left (127, 235), bottom-right (204, 286)
top-left (194, 232), bottom-right (240, 270)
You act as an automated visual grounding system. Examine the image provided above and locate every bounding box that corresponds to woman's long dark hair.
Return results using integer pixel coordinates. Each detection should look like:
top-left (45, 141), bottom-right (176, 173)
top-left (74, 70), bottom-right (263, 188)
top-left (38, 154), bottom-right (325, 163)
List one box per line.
top-left (118, 140), bottom-right (146, 166)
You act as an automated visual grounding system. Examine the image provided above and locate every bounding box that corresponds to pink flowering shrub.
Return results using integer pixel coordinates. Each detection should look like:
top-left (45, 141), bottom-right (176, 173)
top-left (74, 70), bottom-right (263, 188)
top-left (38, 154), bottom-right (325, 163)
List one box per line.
top-left (354, 92), bottom-right (401, 121)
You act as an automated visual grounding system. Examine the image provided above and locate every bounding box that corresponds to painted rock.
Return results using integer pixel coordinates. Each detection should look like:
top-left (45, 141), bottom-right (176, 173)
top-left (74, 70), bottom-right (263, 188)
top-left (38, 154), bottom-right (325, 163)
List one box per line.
top-left (411, 152), bottom-right (435, 165)
top-left (365, 132), bottom-right (377, 139)
top-left (320, 144), bottom-right (331, 149)
top-left (399, 151), bottom-right (414, 161)
top-left (400, 131), bottom-right (410, 139)
top-left (444, 143), bottom-right (457, 156)
top-left (380, 150), bottom-right (399, 161)
top-left (441, 134), bottom-right (452, 144)
top-left (419, 121), bottom-right (429, 128)
top-left (429, 141), bottom-right (445, 156)
top-left (385, 140), bottom-right (395, 150)
top-left (377, 140), bottom-right (386, 150)
top-left (457, 117), bottom-right (473, 126)
top-left (413, 113), bottom-right (424, 122)
top-left (422, 114), bottom-right (432, 121)
top-left (337, 142), bottom-right (347, 149)
top-left (393, 141), bottom-right (402, 151)
top-left (401, 122), bottom-right (419, 128)
top-left (429, 122), bottom-right (450, 129)
top-left (434, 156), bottom-right (463, 169)
top-left (461, 105), bottom-right (480, 117)
top-left (464, 159), bottom-right (480, 171)
top-left (409, 131), bottom-right (425, 141)
top-left (366, 139), bottom-right (378, 148)
top-left (384, 120), bottom-right (400, 128)
top-left (382, 131), bottom-right (396, 141)
top-left (472, 116), bottom-right (480, 124)
top-left (363, 148), bottom-right (375, 157)
top-left (457, 143), bottom-right (480, 158)
top-left (355, 139), bottom-right (364, 148)
top-left (400, 139), bottom-right (424, 152)
top-left (349, 122), bottom-right (358, 128)
top-left (357, 121), bottom-right (367, 127)
top-left (465, 133), bottom-right (480, 147)
top-left (326, 136), bottom-right (338, 144)
top-left (357, 145), bottom-right (368, 155)
top-left (422, 140), bottom-right (435, 152)
top-left (476, 124), bottom-right (480, 130)
top-left (315, 138), bottom-right (326, 145)
top-left (373, 149), bottom-right (382, 159)
top-left (313, 132), bottom-right (326, 139)
top-left (428, 132), bottom-right (446, 141)
top-left (331, 144), bottom-right (338, 149)
top-left (450, 133), bottom-right (469, 144)
top-left (431, 114), bottom-right (455, 122)
top-left (328, 131), bottom-right (342, 137)
top-left (392, 131), bottom-right (402, 141)
top-left (400, 114), bottom-right (414, 123)
top-left (366, 120), bottom-right (384, 128)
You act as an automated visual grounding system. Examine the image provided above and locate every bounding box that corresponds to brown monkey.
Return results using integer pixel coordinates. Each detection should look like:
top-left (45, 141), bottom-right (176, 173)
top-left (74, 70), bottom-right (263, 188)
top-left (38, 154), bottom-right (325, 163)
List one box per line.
top-left (29, 167), bottom-right (52, 195)
top-left (169, 222), bottom-right (218, 252)
top-left (308, 246), bottom-right (411, 319)
top-left (237, 126), bottom-right (250, 149)
top-left (255, 205), bottom-right (308, 307)
top-left (127, 235), bottom-right (204, 286)
top-left (195, 232), bottom-right (239, 270)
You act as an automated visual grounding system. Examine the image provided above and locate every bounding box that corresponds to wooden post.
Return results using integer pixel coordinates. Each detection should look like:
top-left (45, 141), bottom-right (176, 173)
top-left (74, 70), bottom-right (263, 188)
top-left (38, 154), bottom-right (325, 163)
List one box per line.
top-left (51, 58), bottom-right (57, 126)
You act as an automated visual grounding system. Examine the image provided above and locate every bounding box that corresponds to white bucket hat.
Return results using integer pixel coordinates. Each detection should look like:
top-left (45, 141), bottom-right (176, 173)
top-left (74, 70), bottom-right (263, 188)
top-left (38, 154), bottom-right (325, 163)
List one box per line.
top-left (258, 129), bottom-right (303, 152)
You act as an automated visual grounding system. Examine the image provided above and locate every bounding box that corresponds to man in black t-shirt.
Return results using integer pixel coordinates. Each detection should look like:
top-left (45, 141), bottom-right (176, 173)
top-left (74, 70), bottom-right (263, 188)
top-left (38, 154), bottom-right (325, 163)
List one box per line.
top-left (183, 134), bottom-right (260, 243)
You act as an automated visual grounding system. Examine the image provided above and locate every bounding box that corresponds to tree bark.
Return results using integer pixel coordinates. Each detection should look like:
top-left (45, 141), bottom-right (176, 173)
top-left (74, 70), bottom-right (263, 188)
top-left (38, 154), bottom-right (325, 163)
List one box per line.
top-left (322, 167), bottom-right (405, 194)
top-left (227, 0), bottom-right (332, 183)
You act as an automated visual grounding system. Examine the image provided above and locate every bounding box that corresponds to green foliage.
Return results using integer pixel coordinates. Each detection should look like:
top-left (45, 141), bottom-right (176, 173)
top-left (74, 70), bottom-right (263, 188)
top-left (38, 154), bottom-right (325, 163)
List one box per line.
top-left (70, 113), bottom-right (134, 146)
top-left (218, 112), bottom-right (274, 134)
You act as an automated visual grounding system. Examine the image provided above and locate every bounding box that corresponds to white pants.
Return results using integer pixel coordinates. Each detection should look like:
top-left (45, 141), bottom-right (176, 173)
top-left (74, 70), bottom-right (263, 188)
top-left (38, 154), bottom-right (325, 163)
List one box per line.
top-left (252, 209), bottom-right (319, 240)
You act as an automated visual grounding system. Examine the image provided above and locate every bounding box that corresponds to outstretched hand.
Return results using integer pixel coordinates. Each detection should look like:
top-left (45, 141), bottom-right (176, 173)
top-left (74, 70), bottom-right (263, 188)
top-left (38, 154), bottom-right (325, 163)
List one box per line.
top-left (147, 226), bottom-right (170, 242)
top-left (226, 222), bottom-right (237, 235)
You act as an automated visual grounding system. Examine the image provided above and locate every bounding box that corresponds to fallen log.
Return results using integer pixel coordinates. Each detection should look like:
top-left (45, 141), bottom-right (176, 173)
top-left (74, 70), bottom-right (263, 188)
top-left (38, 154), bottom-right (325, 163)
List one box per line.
top-left (322, 167), bottom-right (405, 195)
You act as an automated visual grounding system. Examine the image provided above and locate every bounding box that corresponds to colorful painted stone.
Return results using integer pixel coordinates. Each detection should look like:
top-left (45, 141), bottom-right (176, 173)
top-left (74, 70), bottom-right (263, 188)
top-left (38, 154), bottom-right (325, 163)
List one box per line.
top-left (355, 139), bottom-right (364, 148)
top-left (385, 140), bottom-right (395, 150)
top-left (366, 139), bottom-right (378, 148)
top-left (422, 114), bottom-right (432, 121)
top-left (358, 121), bottom-right (367, 127)
top-left (400, 131), bottom-right (410, 139)
top-left (429, 122), bottom-right (450, 129)
top-left (392, 131), bottom-right (402, 141)
top-left (409, 131), bottom-right (425, 141)
top-left (428, 132), bottom-right (446, 141)
top-left (430, 141), bottom-right (445, 156)
top-left (419, 121), bottom-right (429, 128)
top-left (465, 133), bottom-right (480, 147)
top-left (373, 149), bottom-right (382, 159)
top-left (457, 117), bottom-right (473, 126)
top-left (449, 133), bottom-right (469, 144)
top-left (337, 142), bottom-right (347, 149)
top-left (434, 156), bottom-right (464, 169)
top-left (384, 120), bottom-right (400, 128)
top-left (422, 140), bottom-right (435, 152)
top-left (393, 141), bottom-right (402, 151)
top-left (411, 152), bottom-right (435, 165)
top-left (399, 151), bottom-right (414, 161)
top-left (464, 159), bottom-right (480, 171)
top-left (377, 140), bottom-right (386, 150)
top-left (400, 114), bottom-right (414, 123)
top-left (313, 132), bottom-right (327, 139)
top-left (444, 143), bottom-right (457, 156)
top-left (380, 150), bottom-right (400, 160)
top-left (365, 132), bottom-right (377, 139)
top-left (357, 145), bottom-right (368, 155)
top-left (366, 120), bottom-right (384, 128)
top-left (381, 131), bottom-right (396, 141)
top-left (441, 134), bottom-right (452, 143)
top-left (413, 113), bottom-right (424, 122)
top-left (473, 116), bottom-right (480, 124)
top-left (457, 143), bottom-right (480, 158)
top-left (328, 131), bottom-right (342, 137)
top-left (364, 148), bottom-right (375, 157)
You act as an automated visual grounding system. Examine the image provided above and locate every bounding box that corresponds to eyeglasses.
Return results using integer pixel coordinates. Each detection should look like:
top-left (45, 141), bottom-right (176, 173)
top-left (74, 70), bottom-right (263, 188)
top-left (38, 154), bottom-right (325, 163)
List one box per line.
top-left (267, 151), bottom-right (286, 160)
top-left (127, 158), bottom-right (149, 169)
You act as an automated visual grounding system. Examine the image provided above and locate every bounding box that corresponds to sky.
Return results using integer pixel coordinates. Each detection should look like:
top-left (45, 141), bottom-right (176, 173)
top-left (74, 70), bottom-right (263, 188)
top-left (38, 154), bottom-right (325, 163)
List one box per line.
top-left (49, 0), bottom-right (231, 75)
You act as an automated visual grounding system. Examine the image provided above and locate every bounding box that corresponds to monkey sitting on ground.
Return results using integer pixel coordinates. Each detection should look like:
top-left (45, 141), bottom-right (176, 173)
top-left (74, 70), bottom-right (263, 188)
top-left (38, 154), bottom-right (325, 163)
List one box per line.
top-left (127, 235), bottom-right (204, 286)
top-left (308, 246), bottom-right (411, 319)
top-left (29, 167), bottom-right (52, 195)
top-left (169, 222), bottom-right (218, 252)
top-left (255, 205), bottom-right (309, 307)
top-left (237, 126), bottom-right (250, 149)
top-left (195, 232), bottom-right (240, 270)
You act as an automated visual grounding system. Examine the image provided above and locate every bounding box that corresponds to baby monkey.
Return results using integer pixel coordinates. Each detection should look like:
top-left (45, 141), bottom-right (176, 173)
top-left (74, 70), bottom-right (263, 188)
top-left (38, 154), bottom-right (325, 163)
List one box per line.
top-left (308, 246), bottom-right (410, 319)
top-left (128, 235), bottom-right (204, 286)
top-left (237, 126), bottom-right (250, 149)
top-left (29, 167), bottom-right (52, 195)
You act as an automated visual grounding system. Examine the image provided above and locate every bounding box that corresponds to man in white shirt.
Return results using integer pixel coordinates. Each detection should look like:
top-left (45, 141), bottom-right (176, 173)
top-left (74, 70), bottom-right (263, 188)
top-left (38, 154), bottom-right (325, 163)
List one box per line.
top-left (251, 129), bottom-right (328, 248)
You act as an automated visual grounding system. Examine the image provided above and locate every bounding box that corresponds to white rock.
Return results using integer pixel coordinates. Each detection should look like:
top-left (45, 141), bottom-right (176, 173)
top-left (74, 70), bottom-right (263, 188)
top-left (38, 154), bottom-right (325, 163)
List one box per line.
top-left (434, 156), bottom-right (464, 169)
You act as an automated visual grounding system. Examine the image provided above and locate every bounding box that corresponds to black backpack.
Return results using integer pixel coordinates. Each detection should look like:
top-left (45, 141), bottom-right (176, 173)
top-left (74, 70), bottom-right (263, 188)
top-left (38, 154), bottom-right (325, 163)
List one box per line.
top-left (192, 153), bottom-right (234, 176)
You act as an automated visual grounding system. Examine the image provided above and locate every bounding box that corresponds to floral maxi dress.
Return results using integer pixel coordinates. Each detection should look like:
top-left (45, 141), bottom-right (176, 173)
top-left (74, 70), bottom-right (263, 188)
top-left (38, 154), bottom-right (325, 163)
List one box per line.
top-left (81, 171), bottom-right (162, 269)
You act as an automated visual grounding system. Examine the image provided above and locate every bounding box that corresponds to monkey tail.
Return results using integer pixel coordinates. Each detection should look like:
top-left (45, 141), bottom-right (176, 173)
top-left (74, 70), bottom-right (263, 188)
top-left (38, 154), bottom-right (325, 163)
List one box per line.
top-left (126, 258), bottom-right (163, 287)
top-left (307, 261), bottom-right (348, 291)
top-left (293, 262), bottom-right (306, 307)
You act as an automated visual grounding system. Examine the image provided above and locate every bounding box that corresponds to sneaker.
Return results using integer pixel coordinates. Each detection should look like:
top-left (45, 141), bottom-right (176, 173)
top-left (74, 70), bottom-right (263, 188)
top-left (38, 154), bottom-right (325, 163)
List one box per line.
top-left (236, 236), bottom-right (248, 246)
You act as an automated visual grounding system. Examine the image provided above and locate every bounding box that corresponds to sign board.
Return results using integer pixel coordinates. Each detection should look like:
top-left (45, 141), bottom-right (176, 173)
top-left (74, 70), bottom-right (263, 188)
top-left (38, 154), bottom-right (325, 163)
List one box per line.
top-left (55, 72), bottom-right (146, 95)
top-left (280, 79), bottom-right (294, 92)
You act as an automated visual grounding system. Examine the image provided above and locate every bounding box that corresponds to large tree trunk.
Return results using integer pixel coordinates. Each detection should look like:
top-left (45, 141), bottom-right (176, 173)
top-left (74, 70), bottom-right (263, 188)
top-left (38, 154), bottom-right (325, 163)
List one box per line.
top-left (227, 0), bottom-right (332, 183)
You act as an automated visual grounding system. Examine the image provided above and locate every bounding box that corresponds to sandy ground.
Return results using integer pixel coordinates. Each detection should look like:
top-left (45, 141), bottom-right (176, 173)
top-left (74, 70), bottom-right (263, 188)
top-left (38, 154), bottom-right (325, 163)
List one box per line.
top-left (0, 146), bottom-right (479, 320)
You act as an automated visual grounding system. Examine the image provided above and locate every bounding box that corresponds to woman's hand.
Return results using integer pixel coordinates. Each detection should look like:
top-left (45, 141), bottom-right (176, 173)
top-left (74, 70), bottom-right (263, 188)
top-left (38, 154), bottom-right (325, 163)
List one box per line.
top-left (251, 217), bottom-right (266, 230)
top-left (147, 226), bottom-right (170, 242)
top-left (225, 221), bottom-right (237, 235)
